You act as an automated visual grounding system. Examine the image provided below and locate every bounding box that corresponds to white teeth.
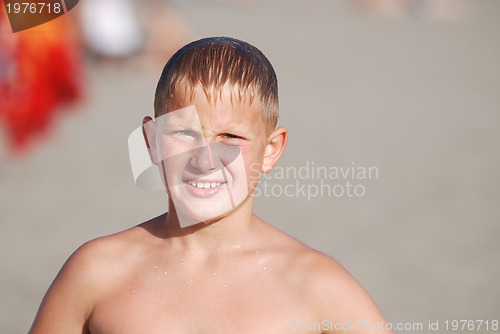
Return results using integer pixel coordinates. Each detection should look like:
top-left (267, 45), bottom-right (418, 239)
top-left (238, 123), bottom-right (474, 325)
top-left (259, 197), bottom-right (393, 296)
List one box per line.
top-left (188, 181), bottom-right (222, 189)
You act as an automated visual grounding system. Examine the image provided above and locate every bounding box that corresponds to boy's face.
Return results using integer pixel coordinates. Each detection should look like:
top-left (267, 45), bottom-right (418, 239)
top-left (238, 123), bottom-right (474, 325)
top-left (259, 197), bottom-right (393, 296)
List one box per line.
top-left (149, 84), bottom-right (268, 226)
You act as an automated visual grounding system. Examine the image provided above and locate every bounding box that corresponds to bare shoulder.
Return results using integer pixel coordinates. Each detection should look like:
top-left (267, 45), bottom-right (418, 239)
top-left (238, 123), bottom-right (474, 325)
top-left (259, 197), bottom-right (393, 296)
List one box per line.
top-left (258, 220), bottom-right (392, 333)
top-left (29, 216), bottom-right (161, 334)
top-left (63, 215), bottom-right (162, 289)
top-left (257, 217), bottom-right (345, 275)
top-left (258, 219), bottom-right (352, 291)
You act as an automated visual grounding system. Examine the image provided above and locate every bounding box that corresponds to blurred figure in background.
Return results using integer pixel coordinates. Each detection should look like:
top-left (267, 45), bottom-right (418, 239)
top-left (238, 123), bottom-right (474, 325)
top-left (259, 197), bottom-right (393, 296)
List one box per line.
top-left (0, 7), bottom-right (83, 156)
top-left (138, 0), bottom-right (193, 71)
top-left (79, 0), bottom-right (145, 61)
top-left (79, 0), bottom-right (193, 71)
top-left (355, 0), bottom-right (466, 21)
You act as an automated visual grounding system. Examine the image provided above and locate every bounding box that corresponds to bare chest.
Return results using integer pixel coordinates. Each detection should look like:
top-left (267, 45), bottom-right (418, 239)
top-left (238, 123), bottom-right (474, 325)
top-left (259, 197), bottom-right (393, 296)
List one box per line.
top-left (89, 267), bottom-right (319, 334)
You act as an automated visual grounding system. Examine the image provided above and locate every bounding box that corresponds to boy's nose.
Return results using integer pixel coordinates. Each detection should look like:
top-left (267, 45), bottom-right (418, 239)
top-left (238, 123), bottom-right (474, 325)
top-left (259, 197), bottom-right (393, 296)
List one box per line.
top-left (190, 143), bottom-right (216, 173)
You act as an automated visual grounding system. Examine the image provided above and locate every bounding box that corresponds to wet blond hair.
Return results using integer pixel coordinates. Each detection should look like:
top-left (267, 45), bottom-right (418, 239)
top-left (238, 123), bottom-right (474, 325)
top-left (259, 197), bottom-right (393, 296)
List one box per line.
top-left (154, 37), bottom-right (279, 133)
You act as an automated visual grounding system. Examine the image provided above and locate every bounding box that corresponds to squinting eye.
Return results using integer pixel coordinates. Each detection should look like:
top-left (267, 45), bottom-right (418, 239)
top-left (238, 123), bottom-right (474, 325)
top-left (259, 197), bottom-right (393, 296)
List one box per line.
top-left (222, 133), bottom-right (243, 140)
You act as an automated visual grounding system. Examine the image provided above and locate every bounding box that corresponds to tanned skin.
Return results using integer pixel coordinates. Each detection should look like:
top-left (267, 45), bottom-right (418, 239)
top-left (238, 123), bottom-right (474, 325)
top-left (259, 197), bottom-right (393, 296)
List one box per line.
top-left (30, 86), bottom-right (393, 334)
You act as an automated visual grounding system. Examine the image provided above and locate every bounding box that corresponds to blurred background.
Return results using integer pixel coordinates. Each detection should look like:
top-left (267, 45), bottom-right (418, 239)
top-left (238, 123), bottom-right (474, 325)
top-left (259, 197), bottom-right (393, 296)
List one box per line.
top-left (1, 0), bottom-right (499, 333)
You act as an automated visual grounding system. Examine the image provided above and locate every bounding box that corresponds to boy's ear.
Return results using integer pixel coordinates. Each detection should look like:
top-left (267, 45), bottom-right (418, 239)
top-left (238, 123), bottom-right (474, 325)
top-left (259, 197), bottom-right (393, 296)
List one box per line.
top-left (262, 126), bottom-right (288, 173)
top-left (142, 116), bottom-right (158, 165)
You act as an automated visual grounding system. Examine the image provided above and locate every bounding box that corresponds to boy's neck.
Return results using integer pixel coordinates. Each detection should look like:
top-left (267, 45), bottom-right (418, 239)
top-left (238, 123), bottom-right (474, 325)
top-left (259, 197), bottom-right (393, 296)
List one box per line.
top-left (161, 197), bottom-right (259, 254)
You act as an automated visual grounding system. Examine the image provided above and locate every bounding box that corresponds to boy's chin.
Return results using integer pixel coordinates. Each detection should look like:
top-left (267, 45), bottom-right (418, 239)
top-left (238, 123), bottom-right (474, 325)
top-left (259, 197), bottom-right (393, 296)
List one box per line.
top-left (175, 208), bottom-right (230, 227)
top-left (175, 196), bottom-right (251, 228)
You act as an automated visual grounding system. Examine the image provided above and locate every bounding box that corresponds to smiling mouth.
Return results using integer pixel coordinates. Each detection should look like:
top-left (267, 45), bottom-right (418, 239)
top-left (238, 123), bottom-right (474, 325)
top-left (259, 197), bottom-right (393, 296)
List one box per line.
top-left (186, 180), bottom-right (226, 189)
top-left (181, 180), bottom-right (228, 198)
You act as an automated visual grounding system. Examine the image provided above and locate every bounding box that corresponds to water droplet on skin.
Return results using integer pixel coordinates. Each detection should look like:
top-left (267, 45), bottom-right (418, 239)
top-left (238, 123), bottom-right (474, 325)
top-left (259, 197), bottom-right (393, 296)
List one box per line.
top-left (220, 298), bottom-right (224, 301)
top-left (182, 313), bottom-right (185, 316)
top-left (213, 272), bottom-right (217, 276)
top-left (223, 284), bottom-right (227, 287)
top-left (153, 266), bottom-right (158, 270)
top-left (189, 278), bottom-right (193, 282)
top-left (157, 277), bottom-right (160, 280)
top-left (263, 267), bottom-right (267, 270)
top-left (176, 280), bottom-right (180, 284)
top-left (226, 272), bottom-right (230, 276)
top-left (163, 271), bottom-right (167, 275)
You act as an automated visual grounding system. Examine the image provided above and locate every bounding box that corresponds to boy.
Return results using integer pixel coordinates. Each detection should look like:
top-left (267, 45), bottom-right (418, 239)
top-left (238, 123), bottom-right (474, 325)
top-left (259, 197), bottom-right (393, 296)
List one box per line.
top-left (30, 37), bottom-right (393, 333)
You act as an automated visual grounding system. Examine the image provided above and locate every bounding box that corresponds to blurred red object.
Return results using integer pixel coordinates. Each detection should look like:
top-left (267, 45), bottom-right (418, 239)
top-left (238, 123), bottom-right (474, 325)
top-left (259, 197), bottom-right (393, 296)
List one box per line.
top-left (0, 7), bottom-right (82, 156)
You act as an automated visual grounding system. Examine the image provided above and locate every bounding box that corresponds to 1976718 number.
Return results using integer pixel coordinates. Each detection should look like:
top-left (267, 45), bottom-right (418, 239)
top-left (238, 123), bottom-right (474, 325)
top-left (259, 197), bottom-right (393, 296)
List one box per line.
top-left (5, 2), bottom-right (62, 14)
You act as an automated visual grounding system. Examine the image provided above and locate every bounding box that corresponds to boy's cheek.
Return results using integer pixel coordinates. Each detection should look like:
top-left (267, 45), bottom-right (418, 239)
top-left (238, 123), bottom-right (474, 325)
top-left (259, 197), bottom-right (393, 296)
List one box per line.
top-left (245, 161), bottom-right (263, 189)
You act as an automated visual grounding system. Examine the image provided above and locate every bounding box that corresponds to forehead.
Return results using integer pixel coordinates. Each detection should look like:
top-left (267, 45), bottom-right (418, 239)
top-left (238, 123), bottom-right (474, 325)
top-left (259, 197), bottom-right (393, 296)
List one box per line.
top-left (158, 105), bottom-right (200, 127)
top-left (166, 84), bottom-right (265, 131)
top-left (168, 83), bottom-right (256, 109)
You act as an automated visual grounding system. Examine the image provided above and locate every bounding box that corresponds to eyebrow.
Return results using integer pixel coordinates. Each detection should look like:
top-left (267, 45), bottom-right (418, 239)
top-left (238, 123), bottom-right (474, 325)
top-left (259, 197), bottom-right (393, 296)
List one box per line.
top-left (157, 116), bottom-right (201, 128)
